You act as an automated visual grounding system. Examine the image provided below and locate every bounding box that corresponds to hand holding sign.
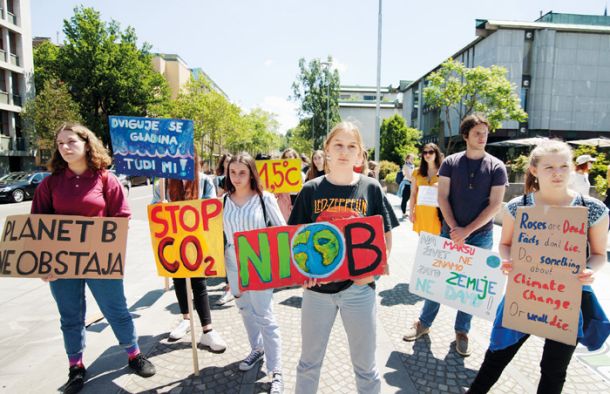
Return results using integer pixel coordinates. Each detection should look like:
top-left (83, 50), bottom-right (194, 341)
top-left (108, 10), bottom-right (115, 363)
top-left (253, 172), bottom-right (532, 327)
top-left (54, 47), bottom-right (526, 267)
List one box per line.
top-left (256, 159), bottom-right (303, 193)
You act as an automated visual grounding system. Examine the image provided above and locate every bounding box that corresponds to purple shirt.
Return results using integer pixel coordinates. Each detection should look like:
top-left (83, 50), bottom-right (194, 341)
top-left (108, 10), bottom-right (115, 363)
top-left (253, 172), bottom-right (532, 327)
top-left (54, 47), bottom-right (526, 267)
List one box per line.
top-left (439, 151), bottom-right (507, 234)
top-left (31, 168), bottom-right (131, 218)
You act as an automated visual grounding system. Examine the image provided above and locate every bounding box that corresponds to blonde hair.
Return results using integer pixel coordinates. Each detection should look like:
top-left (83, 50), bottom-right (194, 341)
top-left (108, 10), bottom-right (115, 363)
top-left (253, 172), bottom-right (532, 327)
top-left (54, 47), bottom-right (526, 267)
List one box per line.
top-left (49, 123), bottom-right (112, 173)
top-left (524, 140), bottom-right (573, 193)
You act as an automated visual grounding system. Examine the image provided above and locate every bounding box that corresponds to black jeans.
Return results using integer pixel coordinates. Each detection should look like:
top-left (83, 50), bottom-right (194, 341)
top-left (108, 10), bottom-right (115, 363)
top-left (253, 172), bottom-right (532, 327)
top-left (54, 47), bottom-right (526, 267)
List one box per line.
top-left (401, 184), bottom-right (411, 214)
top-left (172, 278), bottom-right (212, 327)
top-left (468, 335), bottom-right (576, 394)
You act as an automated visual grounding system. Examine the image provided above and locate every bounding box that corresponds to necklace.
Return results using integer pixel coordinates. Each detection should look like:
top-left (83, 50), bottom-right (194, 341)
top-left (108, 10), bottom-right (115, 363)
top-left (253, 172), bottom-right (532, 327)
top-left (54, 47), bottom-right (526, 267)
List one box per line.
top-left (465, 157), bottom-right (484, 190)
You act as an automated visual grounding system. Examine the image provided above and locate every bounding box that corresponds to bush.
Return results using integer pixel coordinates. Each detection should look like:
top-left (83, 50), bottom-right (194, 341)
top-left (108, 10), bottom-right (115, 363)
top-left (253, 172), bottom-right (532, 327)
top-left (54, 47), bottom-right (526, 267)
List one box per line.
top-left (594, 175), bottom-right (607, 198)
top-left (385, 172), bottom-right (397, 184)
top-left (378, 160), bottom-right (399, 181)
top-left (510, 155), bottom-right (529, 174)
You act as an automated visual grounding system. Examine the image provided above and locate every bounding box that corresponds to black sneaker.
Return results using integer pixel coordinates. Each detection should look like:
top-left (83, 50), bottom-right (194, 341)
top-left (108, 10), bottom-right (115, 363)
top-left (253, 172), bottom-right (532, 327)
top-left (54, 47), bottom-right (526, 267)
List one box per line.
top-left (64, 365), bottom-right (86, 394)
top-left (128, 354), bottom-right (156, 377)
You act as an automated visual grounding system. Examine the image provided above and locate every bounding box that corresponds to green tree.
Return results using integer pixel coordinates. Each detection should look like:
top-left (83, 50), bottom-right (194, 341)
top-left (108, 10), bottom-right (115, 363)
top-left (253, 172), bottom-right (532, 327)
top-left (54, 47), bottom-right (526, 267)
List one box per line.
top-left (379, 114), bottom-right (421, 164)
top-left (22, 79), bottom-right (83, 162)
top-left (424, 58), bottom-right (527, 153)
top-left (230, 108), bottom-right (282, 155)
top-left (291, 57), bottom-right (340, 149)
top-left (32, 41), bottom-right (60, 93)
top-left (283, 120), bottom-right (315, 157)
top-left (56, 6), bottom-right (169, 145)
top-left (149, 77), bottom-right (241, 161)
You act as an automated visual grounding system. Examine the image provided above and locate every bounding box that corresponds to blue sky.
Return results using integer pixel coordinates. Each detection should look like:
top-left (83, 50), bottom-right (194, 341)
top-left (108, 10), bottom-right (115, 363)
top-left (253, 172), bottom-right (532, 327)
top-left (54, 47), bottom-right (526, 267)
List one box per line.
top-left (31, 0), bottom-right (608, 133)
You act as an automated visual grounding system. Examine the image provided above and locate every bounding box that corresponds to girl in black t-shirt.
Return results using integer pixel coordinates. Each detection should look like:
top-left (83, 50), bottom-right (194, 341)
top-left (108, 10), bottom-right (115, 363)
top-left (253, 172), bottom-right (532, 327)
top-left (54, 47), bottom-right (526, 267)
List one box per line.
top-left (288, 122), bottom-right (398, 394)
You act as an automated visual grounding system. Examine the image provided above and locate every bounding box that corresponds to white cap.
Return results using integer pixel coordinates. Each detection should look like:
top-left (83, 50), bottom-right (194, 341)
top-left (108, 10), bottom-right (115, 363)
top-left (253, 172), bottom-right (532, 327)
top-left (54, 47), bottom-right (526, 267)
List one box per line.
top-left (575, 154), bottom-right (596, 165)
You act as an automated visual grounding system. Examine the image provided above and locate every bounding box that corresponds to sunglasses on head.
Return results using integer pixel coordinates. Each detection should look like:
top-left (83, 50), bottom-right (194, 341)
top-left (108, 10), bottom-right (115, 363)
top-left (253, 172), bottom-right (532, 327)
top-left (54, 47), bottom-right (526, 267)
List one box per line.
top-left (422, 150), bottom-right (435, 155)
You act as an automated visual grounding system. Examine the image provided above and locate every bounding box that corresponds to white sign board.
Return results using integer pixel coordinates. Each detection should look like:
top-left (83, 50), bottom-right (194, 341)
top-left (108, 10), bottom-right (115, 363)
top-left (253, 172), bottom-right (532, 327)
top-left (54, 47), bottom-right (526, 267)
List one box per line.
top-left (410, 232), bottom-right (507, 321)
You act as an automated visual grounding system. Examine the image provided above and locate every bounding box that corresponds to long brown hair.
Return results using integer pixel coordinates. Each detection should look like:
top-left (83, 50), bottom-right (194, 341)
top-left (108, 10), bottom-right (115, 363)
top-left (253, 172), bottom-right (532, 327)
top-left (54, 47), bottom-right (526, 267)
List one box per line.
top-left (419, 143), bottom-right (444, 177)
top-left (225, 153), bottom-right (264, 195)
top-left (524, 140), bottom-right (573, 193)
top-left (48, 123), bottom-right (112, 173)
top-left (306, 150), bottom-right (325, 181)
top-left (215, 153), bottom-right (232, 176)
top-left (168, 153), bottom-right (201, 201)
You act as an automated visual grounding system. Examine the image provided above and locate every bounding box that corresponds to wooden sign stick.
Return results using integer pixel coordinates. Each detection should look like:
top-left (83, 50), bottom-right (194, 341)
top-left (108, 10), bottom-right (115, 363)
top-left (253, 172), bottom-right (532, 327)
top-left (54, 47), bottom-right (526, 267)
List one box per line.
top-left (185, 279), bottom-right (200, 376)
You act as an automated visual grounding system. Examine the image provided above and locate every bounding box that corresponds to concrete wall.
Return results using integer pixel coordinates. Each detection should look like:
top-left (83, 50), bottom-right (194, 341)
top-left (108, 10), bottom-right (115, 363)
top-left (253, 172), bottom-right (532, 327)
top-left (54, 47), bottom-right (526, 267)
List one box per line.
top-left (529, 31), bottom-right (610, 131)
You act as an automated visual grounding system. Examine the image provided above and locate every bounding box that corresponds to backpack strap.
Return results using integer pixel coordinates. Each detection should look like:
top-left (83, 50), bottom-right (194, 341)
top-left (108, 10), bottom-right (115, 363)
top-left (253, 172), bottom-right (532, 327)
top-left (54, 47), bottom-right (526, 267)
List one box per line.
top-left (259, 193), bottom-right (272, 227)
top-left (100, 169), bottom-right (109, 216)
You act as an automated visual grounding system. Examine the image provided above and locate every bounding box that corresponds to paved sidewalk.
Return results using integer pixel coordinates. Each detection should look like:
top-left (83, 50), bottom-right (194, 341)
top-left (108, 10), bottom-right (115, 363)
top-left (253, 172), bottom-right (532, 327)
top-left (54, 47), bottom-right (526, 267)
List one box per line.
top-left (1, 193), bottom-right (610, 393)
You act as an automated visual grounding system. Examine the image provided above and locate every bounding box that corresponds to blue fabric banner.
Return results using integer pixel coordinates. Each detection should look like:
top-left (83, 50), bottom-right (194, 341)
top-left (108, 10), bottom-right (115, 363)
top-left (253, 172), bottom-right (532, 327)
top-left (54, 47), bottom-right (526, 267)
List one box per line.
top-left (109, 116), bottom-right (195, 180)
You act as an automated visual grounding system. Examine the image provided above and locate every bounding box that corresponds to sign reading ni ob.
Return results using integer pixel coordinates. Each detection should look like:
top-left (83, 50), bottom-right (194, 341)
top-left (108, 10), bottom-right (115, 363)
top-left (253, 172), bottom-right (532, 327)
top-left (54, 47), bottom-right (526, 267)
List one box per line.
top-left (109, 115), bottom-right (195, 180)
top-left (503, 206), bottom-right (586, 346)
top-left (0, 214), bottom-right (128, 278)
top-left (148, 199), bottom-right (226, 278)
top-left (234, 216), bottom-right (387, 291)
top-left (255, 159), bottom-right (303, 193)
top-left (410, 232), bottom-right (506, 321)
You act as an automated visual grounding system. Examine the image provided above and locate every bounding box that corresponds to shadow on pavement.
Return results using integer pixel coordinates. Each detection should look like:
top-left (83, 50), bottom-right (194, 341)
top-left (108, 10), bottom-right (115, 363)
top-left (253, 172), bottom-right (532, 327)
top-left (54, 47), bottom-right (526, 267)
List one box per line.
top-left (378, 283), bottom-right (423, 306)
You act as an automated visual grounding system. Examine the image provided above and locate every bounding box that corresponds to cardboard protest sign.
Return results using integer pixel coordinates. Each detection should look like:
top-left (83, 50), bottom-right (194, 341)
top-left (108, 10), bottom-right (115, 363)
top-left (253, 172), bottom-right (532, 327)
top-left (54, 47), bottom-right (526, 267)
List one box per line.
top-left (109, 116), bottom-right (195, 180)
top-left (148, 199), bottom-right (225, 278)
top-left (0, 214), bottom-right (128, 278)
top-left (502, 206), bottom-right (586, 346)
top-left (234, 215), bottom-right (387, 291)
top-left (410, 232), bottom-right (506, 321)
top-left (256, 159), bottom-right (303, 193)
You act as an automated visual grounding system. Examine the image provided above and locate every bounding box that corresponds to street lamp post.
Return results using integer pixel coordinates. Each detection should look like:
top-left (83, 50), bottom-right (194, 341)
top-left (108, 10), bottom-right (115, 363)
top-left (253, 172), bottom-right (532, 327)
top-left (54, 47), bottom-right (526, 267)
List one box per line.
top-left (374, 0), bottom-right (382, 164)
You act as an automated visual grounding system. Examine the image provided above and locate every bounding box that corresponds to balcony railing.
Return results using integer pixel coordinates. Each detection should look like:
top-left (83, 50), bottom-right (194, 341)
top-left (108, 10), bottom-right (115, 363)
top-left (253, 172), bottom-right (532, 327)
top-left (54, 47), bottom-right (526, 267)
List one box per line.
top-left (0, 49), bottom-right (6, 63)
top-left (7, 11), bottom-right (17, 25)
top-left (12, 94), bottom-right (20, 106)
top-left (0, 136), bottom-right (26, 152)
top-left (9, 53), bottom-right (19, 67)
top-left (0, 91), bottom-right (8, 104)
top-left (12, 137), bottom-right (25, 150)
top-left (0, 8), bottom-right (4, 19)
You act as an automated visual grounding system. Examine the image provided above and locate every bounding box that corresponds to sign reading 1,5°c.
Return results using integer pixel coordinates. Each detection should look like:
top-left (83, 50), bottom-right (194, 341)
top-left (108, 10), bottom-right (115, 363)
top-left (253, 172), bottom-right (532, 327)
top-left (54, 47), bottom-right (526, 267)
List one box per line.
top-left (255, 159), bottom-right (303, 194)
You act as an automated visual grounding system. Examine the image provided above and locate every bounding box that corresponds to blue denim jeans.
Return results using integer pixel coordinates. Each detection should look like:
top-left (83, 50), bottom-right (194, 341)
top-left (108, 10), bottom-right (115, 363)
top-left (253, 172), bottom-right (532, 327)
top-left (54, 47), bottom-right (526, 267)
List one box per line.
top-left (418, 229), bottom-right (494, 333)
top-left (296, 284), bottom-right (380, 394)
top-left (49, 279), bottom-right (138, 357)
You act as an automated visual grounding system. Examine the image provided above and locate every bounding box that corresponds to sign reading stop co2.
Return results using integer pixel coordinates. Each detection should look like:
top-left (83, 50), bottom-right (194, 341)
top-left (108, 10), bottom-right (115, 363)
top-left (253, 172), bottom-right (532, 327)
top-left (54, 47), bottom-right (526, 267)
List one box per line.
top-left (148, 199), bottom-right (225, 278)
top-left (256, 159), bottom-right (303, 193)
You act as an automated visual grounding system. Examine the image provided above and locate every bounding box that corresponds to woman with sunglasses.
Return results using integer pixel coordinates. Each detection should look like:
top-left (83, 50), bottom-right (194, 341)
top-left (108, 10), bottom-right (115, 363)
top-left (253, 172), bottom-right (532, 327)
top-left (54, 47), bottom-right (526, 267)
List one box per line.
top-left (409, 144), bottom-right (444, 235)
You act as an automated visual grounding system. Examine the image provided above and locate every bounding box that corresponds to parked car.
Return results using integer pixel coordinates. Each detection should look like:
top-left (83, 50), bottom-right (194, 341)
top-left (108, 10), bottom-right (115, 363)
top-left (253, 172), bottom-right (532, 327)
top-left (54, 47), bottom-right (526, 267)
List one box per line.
top-left (109, 170), bottom-right (131, 196)
top-left (108, 165), bottom-right (150, 187)
top-left (0, 171), bottom-right (51, 203)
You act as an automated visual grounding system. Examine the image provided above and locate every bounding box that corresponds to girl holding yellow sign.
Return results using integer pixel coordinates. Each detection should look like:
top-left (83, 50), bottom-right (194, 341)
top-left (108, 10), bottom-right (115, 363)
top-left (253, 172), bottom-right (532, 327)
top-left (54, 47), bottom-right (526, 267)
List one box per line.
top-left (31, 123), bottom-right (156, 394)
top-left (467, 140), bottom-right (610, 394)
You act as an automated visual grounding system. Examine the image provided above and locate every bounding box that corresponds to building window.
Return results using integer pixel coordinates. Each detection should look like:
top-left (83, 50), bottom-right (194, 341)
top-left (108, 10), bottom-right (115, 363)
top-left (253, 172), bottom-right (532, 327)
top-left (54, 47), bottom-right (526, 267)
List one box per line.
top-left (363, 95), bottom-right (382, 101)
top-left (340, 94), bottom-right (351, 100)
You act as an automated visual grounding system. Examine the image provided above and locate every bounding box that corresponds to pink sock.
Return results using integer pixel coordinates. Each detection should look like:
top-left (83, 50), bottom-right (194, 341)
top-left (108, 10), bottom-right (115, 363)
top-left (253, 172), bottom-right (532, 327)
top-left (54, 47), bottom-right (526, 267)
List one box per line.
top-left (126, 344), bottom-right (140, 360)
top-left (68, 353), bottom-right (84, 368)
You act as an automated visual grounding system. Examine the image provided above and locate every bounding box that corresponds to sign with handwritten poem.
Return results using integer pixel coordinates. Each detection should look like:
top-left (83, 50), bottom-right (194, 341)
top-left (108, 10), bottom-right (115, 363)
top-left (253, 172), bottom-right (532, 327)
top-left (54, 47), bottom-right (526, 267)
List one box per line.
top-left (502, 206), bottom-right (586, 346)
top-left (410, 232), bottom-right (506, 321)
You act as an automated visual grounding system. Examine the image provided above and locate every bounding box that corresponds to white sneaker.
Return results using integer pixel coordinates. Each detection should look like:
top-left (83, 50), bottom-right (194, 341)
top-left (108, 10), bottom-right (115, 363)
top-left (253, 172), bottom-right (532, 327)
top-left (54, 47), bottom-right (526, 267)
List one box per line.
top-left (199, 330), bottom-right (227, 353)
top-left (216, 289), bottom-right (234, 306)
top-left (169, 319), bottom-right (191, 340)
top-left (270, 372), bottom-right (283, 394)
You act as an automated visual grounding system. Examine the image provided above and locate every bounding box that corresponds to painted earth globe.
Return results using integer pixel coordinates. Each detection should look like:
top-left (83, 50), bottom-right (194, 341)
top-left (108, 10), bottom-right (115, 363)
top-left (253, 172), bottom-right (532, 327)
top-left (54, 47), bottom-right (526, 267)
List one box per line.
top-left (291, 223), bottom-right (345, 278)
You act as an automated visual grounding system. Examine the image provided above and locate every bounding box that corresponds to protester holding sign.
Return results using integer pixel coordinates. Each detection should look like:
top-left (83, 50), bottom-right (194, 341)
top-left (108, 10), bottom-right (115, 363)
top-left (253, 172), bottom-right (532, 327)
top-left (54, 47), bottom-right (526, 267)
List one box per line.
top-left (223, 153), bottom-right (286, 394)
top-left (31, 123), bottom-right (156, 394)
top-left (276, 148), bottom-right (301, 221)
top-left (467, 140), bottom-right (610, 394)
top-left (289, 122), bottom-right (399, 394)
top-left (409, 143), bottom-right (444, 235)
top-left (405, 114), bottom-right (507, 357)
top-left (164, 158), bottom-right (227, 353)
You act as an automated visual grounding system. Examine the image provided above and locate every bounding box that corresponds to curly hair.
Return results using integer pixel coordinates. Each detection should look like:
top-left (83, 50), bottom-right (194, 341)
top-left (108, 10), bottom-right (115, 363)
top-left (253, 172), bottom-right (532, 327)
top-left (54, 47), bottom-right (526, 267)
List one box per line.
top-left (48, 123), bottom-right (112, 173)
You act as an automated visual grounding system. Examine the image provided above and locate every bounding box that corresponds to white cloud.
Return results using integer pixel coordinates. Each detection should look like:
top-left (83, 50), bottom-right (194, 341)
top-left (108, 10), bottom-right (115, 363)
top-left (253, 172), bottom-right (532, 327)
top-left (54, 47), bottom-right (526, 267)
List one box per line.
top-left (264, 59), bottom-right (274, 67)
top-left (257, 96), bottom-right (299, 135)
